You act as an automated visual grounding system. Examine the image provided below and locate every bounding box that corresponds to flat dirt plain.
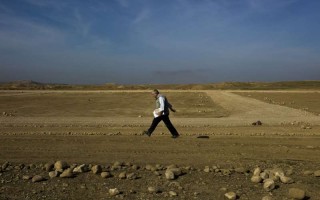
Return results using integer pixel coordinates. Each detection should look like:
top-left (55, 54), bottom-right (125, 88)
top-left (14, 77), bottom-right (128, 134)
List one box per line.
top-left (0, 90), bottom-right (320, 200)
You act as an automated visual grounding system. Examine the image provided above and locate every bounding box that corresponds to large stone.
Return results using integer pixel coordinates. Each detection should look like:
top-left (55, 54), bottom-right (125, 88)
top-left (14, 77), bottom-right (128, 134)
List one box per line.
top-left (204, 166), bottom-right (211, 173)
top-left (73, 164), bottom-right (89, 173)
top-left (251, 175), bottom-right (262, 183)
top-left (91, 165), bottom-right (102, 174)
top-left (118, 171), bottom-right (126, 179)
top-left (44, 163), bottom-right (54, 172)
top-left (314, 170), bottom-right (320, 177)
top-left (263, 179), bottom-right (275, 192)
top-left (262, 195), bottom-right (274, 200)
top-left (224, 192), bottom-right (237, 200)
top-left (288, 188), bottom-right (306, 200)
top-left (169, 191), bottom-right (178, 197)
top-left (260, 171), bottom-right (269, 180)
top-left (126, 172), bottom-right (137, 180)
top-left (32, 175), bottom-right (46, 183)
top-left (165, 169), bottom-right (175, 180)
top-left (22, 175), bottom-right (32, 180)
top-left (145, 164), bottom-right (153, 171)
top-left (148, 186), bottom-right (160, 194)
top-left (54, 161), bottom-right (68, 171)
top-left (234, 167), bottom-right (247, 174)
top-left (169, 168), bottom-right (182, 176)
top-left (280, 176), bottom-right (294, 184)
top-left (101, 172), bottom-right (112, 178)
top-left (49, 171), bottom-right (59, 178)
top-left (253, 167), bottom-right (261, 176)
top-left (60, 168), bottom-right (74, 178)
top-left (109, 188), bottom-right (120, 196)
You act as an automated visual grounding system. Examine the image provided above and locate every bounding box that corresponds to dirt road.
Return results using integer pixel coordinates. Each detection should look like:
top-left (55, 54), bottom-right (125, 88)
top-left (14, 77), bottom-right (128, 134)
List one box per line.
top-left (1, 90), bottom-right (320, 199)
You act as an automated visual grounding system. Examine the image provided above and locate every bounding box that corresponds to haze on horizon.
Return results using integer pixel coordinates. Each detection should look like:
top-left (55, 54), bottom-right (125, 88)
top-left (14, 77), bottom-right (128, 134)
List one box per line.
top-left (0, 0), bottom-right (320, 84)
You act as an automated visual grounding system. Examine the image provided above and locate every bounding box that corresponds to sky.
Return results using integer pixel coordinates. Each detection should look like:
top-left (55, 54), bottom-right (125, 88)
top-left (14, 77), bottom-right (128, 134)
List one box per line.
top-left (0, 0), bottom-right (320, 84)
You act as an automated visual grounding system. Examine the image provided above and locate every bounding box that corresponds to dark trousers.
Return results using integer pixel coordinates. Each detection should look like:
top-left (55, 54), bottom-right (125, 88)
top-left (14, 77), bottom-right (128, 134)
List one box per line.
top-left (148, 115), bottom-right (179, 136)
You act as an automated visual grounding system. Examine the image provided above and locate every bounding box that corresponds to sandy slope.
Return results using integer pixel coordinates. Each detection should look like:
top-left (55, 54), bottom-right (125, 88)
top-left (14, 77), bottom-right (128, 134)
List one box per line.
top-left (206, 91), bottom-right (320, 125)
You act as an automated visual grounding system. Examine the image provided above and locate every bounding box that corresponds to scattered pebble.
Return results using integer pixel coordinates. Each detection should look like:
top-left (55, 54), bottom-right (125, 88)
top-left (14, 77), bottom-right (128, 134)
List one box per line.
top-left (109, 188), bottom-right (120, 196)
top-left (288, 188), bottom-right (306, 200)
top-left (32, 175), bottom-right (45, 183)
top-left (101, 172), bottom-right (112, 178)
top-left (224, 191), bottom-right (237, 200)
top-left (54, 161), bottom-right (68, 171)
top-left (91, 165), bottom-right (102, 174)
top-left (263, 179), bottom-right (275, 192)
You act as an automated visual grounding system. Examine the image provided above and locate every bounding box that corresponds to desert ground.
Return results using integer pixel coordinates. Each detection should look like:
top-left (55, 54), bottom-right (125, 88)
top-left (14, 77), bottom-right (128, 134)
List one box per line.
top-left (0, 90), bottom-right (320, 200)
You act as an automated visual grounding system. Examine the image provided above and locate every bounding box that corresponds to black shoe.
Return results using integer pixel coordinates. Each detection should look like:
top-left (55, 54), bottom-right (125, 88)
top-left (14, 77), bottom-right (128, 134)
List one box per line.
top-left (143, 130), bottom-right (151, 137)
top-left (171, 134), bottom-right (180, 139)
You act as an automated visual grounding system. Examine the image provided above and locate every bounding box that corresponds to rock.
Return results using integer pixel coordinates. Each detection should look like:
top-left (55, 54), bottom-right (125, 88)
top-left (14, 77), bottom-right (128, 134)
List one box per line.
top-left (280, 176), bottom-right (294, 184)
top-left (44, 163), bottom-right (54, 172)
top-left (148, 186), bottom-right (160, 194)
top-left (253, 167), bottom-right (261, 176)
top-left (109, 188), bottom-right (120, 196)
top-left (22, 175), bottom-right (32, 180)
top-left (165, 170), bottom-right (175, 180)
top-left (154, 171), bottom-right (161, 176)
top-left (49, 171), bottom-right (59, 178)
top-left (126, 172), bottom-right (137, 180)
top-left (224, 191), bottom-right (237, 200)
top-left (260, 171), bottom-right (269, 180)
top-left (169, 191), bottom-right (178, 197)
top-left (204, 166), bottom-right (211, 173)
top-left (262, 195), bottom-right (273, 200)
top-left (263, 179), bottom-right (275, 192)
top-left (286, 168), bottom-right (294, 176)
top-left (302, 170), bottom-right (313, 176)
top-left (91, 165), bottom-right (102, 174)
top-left (54, 161), bottom-right (68, 171)
top-left (272, 168), bottom-right (285, 177)
top-left (251, 176), bottom-right (262, 183)
top-left (145, 164), bottom-right (153, 171)
top-left (32, 175), bottom-right (45, 183)
top-left (131, 165), bottom-right (139, 170)
top-left (314, 170), bottom-right (320, 177)
top-left (234, 167), bottom-right (247, 173)
top-left (73, 164), bottom-right (89, 173)
top-left (1, 162), bottom-right (9, 171)
top-left (60, 168), bottom-right (73, 178)
top-left (167, 164), bottom-right (178, 169)
top-left (169, 168), bottom-right (182, 176)
top-left (288, 188), bottom-right (306, 200)
top-left (113, 161), bottom-right (122, 168)
top-left (222, 169), bottom-right (232, 176)
top-left (118, 171), bottom-right (127, 179)
top-left (155, 164), bottom-right (163, 170)
top-left (101, 172), bottom-right (112, 178)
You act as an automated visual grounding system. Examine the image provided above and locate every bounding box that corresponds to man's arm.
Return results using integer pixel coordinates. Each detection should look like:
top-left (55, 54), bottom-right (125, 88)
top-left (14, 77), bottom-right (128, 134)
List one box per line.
top-left (167, 99), bottom-right (176, 112)
top-left (157, 96), bottom-right (165, 115)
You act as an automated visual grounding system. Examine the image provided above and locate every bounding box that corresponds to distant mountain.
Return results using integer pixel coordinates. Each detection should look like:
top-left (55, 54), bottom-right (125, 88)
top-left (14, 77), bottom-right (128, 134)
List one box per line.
top-left (0, 80), bottom-right (319, 90)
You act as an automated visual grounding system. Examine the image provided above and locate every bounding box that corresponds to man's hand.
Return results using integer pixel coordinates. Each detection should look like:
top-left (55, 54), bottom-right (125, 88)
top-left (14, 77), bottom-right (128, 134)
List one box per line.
top-left (170, 108), bottom-right (176, 112)
top-left (157, 111), bottom-right (164, 116)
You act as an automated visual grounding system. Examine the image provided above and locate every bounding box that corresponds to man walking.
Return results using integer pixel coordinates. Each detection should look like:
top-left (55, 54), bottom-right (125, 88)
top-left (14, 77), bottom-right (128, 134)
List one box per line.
top-left (143, 89), bottom-right (180, 138)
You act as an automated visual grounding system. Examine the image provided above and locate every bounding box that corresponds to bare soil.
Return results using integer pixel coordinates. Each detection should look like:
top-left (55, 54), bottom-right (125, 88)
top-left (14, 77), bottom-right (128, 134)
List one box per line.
top-left (0, 90), bottom-right (320, 200)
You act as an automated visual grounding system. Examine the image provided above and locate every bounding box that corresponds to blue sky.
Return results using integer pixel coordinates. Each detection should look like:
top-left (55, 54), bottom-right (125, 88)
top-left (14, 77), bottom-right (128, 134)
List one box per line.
top-left (0, 0), bottom-right (319, 84)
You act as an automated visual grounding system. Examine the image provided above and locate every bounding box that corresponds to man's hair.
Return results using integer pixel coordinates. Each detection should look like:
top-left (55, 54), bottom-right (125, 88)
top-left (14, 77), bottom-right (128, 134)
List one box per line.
top-left (153, 89), bottom-right (159, 94)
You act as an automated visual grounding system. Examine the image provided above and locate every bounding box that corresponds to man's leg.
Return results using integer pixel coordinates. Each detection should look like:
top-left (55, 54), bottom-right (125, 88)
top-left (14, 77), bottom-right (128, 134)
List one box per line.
top-left (162, 115), bottom-right (179, 136)
top-left (146, 116), bottom-right (162, 136)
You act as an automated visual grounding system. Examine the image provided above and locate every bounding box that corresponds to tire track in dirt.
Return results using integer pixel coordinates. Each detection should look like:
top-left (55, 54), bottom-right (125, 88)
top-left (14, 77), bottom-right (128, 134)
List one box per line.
top-left (206, 91), bottom-right (320, 125)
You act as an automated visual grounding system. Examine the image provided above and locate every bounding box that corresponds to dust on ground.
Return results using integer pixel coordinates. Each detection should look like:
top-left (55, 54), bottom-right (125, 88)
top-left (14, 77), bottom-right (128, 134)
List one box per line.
top-left (0, 90), bottom-right (320, 199)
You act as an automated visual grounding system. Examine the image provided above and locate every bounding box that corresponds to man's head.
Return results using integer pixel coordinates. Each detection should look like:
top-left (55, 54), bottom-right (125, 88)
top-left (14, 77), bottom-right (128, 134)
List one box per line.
top-left (152, 89), bottom-right (159, 98)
